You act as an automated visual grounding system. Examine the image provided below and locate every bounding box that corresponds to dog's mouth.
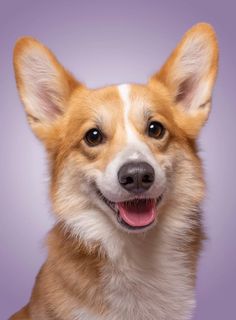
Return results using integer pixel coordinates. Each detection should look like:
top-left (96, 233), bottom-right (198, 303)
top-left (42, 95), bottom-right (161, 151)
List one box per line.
top-left (96, 189), bottom-right (163, 231)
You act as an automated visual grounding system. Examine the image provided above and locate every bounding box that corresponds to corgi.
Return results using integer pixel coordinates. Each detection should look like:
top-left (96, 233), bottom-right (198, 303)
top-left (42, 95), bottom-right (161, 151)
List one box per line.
top-left (10, 23), bottom-right (218, 320)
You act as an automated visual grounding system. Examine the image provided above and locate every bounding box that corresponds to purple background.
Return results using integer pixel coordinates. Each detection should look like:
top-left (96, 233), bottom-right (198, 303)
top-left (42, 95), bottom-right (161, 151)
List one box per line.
top-left (0, 0), bottom-right (235, 319)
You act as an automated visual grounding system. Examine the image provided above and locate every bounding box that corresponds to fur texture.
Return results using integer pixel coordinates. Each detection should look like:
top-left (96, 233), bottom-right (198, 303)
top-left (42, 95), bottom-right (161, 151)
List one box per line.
top-left (10, 23), bottom-right (218, 320)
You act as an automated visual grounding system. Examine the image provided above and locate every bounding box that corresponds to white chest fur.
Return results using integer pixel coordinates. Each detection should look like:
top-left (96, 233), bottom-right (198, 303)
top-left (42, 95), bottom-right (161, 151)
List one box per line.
top-left (102, 238), bottom-right (195, 320)
top-left (74, 228), bottom-right (196, 320)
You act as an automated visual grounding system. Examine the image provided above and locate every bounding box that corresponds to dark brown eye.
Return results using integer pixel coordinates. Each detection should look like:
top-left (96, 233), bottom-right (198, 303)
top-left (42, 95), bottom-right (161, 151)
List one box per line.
top-left (85, 128), bottom-right (103, 146)
top-left (148, 121), bottom-right (165, 139)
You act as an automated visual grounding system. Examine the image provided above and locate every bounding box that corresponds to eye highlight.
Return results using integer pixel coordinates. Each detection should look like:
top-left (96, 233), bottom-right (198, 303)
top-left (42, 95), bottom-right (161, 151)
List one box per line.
top-left (84, 128), bottom-right (104, 147)
top-left (147, 121), bottom-right (165, 139)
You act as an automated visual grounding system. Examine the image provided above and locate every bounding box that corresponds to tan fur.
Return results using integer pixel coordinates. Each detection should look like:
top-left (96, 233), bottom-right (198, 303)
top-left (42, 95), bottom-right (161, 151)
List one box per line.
top-left (10, 305), bottom-right (30, 320)
top-left (11, 23), bottom-right (218, 320)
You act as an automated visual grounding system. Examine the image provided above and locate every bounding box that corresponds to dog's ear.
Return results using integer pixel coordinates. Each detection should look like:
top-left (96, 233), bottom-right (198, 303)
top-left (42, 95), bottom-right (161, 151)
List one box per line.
top-left (14, 37), bottom-right (80, 139)
top-left (149, 23), bottom-right (219, 137)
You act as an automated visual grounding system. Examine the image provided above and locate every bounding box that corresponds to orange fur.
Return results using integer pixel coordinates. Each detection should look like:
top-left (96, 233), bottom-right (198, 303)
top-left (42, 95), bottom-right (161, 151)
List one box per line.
top-left (11, 23), bottom-right (218, 320)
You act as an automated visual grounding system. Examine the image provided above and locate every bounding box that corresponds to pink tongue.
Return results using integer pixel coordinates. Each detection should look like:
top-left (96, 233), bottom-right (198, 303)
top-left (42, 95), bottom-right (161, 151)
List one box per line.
top-left (117, 199), bottom-right (156, 227)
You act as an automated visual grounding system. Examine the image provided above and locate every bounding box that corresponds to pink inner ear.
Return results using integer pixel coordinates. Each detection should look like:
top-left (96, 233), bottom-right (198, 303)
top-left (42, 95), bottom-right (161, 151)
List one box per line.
top-left (36, 84), bottom-right (63, 121)
top-left (21, 52), bottom-right (65, 122)
top-left (175, 76), bottom-right (198, 110)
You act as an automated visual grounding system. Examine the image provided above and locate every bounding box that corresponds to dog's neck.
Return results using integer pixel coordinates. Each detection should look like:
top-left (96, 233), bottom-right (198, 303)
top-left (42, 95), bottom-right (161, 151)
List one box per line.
top-left (45, 202), bottom-right (202, 320)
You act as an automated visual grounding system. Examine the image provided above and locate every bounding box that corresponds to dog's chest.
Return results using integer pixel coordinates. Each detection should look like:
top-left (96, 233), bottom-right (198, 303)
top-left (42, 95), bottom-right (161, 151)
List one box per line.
top-left (101, 246), bottom-right (194, 320)
top-left (102, 262), bottom-right (166, 320)
top-left (74, 257), bottom-right (194, 320)
top-left (75, 265), bottom-right (164, 320)
top-left (74, 236), bottom-right (195, 320)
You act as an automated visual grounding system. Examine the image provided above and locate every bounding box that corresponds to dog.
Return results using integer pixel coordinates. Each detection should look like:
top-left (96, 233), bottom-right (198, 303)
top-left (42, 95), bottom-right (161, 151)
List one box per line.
top-left (10, 23), bottom-right (218, 320)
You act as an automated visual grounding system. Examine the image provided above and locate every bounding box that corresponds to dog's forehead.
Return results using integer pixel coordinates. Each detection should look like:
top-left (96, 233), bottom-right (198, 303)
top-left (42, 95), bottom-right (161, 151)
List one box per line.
top-left (76, 83), bottom-right (169, 119)
top-left (68, 83), bottom-right (173, 140)
top-left (102, 83), bottom-right (165, 111)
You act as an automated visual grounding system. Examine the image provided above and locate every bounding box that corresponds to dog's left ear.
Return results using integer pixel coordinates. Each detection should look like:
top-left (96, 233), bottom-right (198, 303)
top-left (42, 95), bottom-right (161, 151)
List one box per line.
top-left (13, 37), bottom-right (80, 143)
top-left (149, 23), bottom-right (219, 137)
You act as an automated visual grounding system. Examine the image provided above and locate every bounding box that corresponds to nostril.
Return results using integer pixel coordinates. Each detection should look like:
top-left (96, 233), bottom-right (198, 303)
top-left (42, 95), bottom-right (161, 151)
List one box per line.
top-left (142, 174), bottom-right (153, 184)
top-left (121, 176), bottom-right (134, 186)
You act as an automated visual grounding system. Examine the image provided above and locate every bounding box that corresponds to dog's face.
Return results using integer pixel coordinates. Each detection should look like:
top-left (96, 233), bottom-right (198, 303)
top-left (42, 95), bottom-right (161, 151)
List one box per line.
top-left (14, 23), bottom-right (218, 237)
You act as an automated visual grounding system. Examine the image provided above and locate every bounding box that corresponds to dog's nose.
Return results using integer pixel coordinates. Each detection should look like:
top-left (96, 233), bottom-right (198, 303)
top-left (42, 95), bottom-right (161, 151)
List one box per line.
top-left (118, 162), bottom-right (155, 193)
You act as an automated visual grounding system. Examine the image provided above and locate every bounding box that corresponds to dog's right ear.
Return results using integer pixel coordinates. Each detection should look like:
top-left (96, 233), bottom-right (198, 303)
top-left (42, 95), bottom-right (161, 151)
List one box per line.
top-left (149, 23), bottom-right (218, 137)
top-left (14, 37), bottom-right (80, 140)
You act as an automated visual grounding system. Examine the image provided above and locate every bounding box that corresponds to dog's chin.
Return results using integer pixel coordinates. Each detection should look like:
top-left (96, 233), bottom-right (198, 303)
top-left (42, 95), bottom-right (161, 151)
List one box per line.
top-left (95, 188), bottom-right (164, 234)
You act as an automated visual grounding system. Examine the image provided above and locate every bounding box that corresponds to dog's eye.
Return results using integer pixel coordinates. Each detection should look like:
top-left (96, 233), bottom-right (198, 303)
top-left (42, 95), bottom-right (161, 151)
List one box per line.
top-left (148, 121), bottom-right (165, 139)
top-left (85, 128), bottom-right (104, 147)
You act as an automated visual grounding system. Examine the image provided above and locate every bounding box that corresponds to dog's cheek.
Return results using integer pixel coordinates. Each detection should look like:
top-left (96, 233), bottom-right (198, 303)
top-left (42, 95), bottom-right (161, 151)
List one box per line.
top-left (50, 155), bottom-right (91, 220)
top-left (171, 147), bottom-right (205, 205)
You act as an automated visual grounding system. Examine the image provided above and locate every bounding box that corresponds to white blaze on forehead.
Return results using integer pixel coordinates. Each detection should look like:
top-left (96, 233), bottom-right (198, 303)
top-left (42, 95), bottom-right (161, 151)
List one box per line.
top-left (118, 84), bottom-right (138, 145)
top-left (117, 84), bottom-right (151, 161)
top-left (118, 83), bottom-right (130, 108)
top-left (117, 83), bottom-right (149, 161)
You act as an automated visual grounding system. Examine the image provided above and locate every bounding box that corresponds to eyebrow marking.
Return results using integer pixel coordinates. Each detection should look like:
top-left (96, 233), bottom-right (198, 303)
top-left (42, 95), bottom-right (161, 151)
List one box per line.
top-left (143, 108), bottom-right (153, 122)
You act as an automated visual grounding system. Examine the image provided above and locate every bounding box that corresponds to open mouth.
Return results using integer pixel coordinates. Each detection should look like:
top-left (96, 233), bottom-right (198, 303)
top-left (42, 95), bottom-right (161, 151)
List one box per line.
top-left (96, 189), bottom-right (163, 231)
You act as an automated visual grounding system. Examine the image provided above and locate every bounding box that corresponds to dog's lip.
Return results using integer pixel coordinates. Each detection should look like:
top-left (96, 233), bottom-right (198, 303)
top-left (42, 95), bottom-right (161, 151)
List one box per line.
top-left (95, 187), bottom-right (163, 231)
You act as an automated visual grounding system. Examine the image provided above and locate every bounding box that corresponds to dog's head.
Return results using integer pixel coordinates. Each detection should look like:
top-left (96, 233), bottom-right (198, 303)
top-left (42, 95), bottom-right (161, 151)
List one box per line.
top-left (14, 24), bottom-right (218, 239)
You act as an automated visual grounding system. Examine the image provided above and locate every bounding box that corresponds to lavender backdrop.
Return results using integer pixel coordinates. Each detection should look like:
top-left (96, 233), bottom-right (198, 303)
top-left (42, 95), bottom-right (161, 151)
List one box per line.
top-left (0, 0), bottom-right (235, 319)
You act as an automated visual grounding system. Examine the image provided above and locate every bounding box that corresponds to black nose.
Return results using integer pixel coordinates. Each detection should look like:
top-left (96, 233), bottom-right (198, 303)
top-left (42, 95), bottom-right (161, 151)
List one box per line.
top-left (118, 161), bottom-right (155, 193)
